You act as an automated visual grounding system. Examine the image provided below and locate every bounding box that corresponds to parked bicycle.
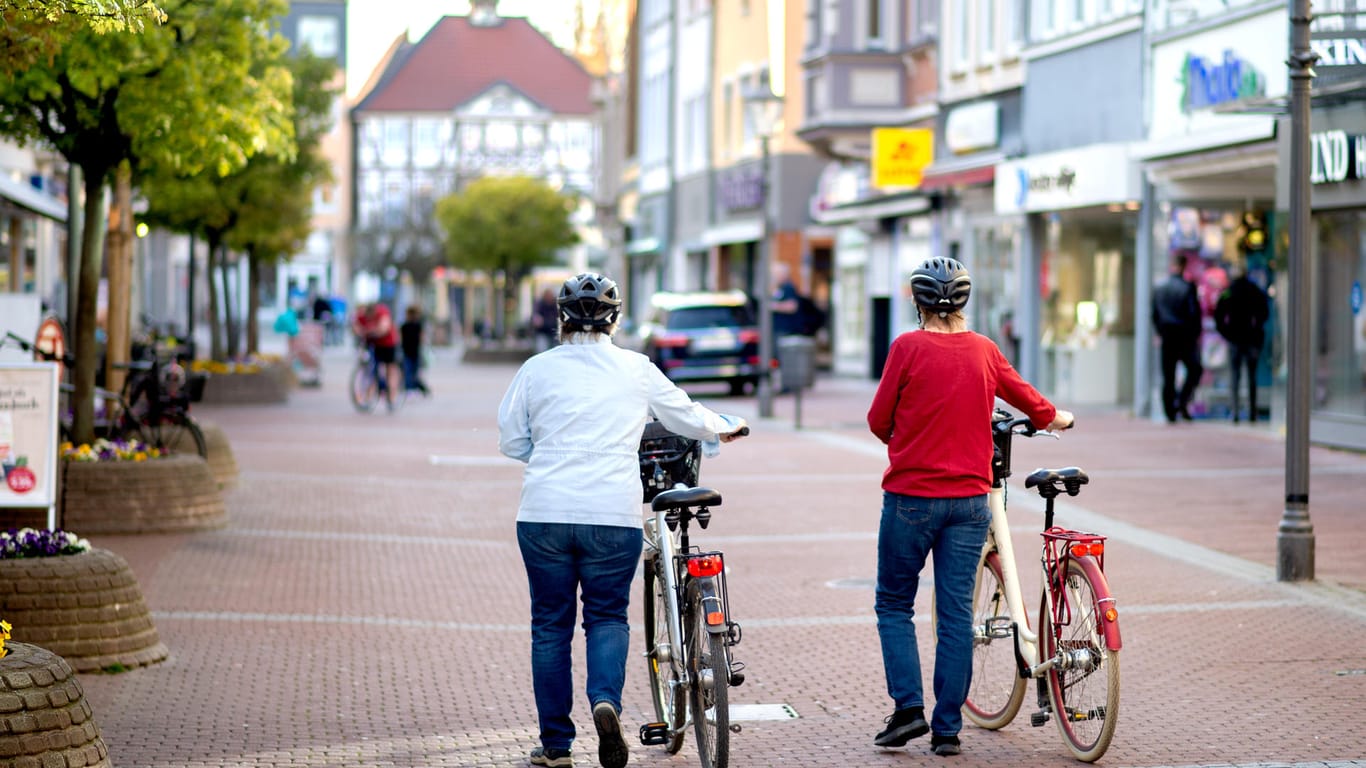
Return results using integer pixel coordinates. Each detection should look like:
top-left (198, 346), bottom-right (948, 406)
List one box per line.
top-left (943, 408), bottom-right (1120, 762)
top-left (349, 344), bottom-right (409, 413)
top-left (637, 421), bottom-right (749, 768)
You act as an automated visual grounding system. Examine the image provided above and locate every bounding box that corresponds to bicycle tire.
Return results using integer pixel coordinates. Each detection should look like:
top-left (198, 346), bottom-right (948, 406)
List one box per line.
top-left (686, 578), bottom-right (729, 768)
top-left (642, 553), bottom-right (686, 753)
top-left (133, 414), bottom-right (207, 459)
top-left (963, 551), bottom-right (1028, 729)
top-left (350, 362), bottom-right (378, 413)
top-left (1040, 558), bottom-right (1120, 762)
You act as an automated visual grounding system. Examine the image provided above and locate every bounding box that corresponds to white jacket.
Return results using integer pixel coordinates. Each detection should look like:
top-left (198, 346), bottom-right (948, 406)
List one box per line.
top-left (498, 333), bottom-right (737, 529)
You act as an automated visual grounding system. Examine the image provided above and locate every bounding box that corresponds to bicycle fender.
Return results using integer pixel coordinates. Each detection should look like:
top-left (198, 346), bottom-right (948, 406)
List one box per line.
top-left (1074, 556), bottom-right (1122, 651)
top-left (694, 578), bottom-right (728, 635)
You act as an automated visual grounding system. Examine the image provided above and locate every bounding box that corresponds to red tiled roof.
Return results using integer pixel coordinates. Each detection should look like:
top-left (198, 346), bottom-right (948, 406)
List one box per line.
top-left (356, 16), bottom-right (594, 115)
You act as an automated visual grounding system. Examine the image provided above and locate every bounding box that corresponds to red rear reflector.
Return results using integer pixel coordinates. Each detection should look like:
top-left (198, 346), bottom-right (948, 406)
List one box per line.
top-left (687, 554), bottom-right (724, 577)
top-left (1070, 544), bottom-right (1088, 557)
top-left (738, 330), bottom-right (760, 344)
top-left (1104, 608), bottom-right (1118, 622)
top-left (706, 611), bottom-right (726, 626)
top-left (1090, 542), bottom-right (1105, 556)
top-left (654, 335), bottom-right (689, 348)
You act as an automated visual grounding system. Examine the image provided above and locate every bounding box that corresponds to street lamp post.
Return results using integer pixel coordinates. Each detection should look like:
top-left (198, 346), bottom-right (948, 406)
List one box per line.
top-left (1280, 0), bottom-right (1317, 581)
top-left (743, 84), bottom-right (784, 419)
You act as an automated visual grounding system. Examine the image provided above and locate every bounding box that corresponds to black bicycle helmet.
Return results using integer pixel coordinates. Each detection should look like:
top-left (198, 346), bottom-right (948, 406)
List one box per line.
top-left (909, 257), bottom-right (972, 318)
top-left (557, 272), bottom-right (622, 329)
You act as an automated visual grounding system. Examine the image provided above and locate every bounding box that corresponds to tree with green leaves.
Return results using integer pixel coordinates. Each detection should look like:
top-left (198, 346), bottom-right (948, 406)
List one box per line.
top-left (0, 0), bottom-right (294, 445)
top-left (435, 175), bottom-right (579, 339)
top-left (1, 0), bottom-right (164, 30)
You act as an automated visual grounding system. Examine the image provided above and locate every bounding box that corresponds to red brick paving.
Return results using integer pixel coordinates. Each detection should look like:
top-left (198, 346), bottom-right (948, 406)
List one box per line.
top-left (65, 345), bottom-right (1366, 767)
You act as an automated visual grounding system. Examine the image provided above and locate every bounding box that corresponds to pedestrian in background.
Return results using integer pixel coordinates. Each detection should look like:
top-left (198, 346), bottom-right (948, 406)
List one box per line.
top-left (866, 257), bottom-right (1073, 757)
top-left (1152, 251), bottom-right (1204, 423)
top-left (498, 272), bottom-right (747, 768)
top-left (351, 302), bottom-right (400, 412)
top-left (1214, 263), bottom-right (1269, 423)
top-left (400, 304), bottom-right (431, 397)
top-left (531, 288), bottom-right (559, 353)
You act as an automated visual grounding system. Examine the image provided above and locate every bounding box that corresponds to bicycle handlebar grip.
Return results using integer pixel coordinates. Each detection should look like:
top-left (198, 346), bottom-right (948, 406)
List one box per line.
top-left (735, 426), bottom-right (750, 437)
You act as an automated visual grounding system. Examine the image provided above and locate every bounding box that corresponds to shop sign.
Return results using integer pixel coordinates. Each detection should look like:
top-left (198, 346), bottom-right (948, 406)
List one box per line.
top-left (718, 165), bottom-right (763, 212)
top-left (871, 127), bottom-right (934, 190)
top-left (945, 101), bottom-right (1000, 155)
top-left (1181, 50), bottom-right (1266, 113)
top-left (994, 143), bottom-right (1137, 214)
top-left (1310, 129), bottom-right (1366, 184)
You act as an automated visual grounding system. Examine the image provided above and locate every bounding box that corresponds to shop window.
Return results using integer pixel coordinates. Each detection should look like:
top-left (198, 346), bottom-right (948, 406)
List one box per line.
top-left (1312, 212), bottom-right (1366, 418)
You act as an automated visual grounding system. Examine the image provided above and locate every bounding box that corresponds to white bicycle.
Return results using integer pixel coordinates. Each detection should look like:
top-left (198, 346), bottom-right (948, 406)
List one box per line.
top-left (637, 421), bottom-right (748, 768)
top-left (938, 409), bottom-right (1122, 762)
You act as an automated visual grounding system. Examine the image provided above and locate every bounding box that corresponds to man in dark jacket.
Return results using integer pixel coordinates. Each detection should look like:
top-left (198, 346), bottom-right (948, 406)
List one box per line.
top-left (1152, 252), bottom-right (1203, 422)
top-left (1214, 266), bottom-right (1270, 422)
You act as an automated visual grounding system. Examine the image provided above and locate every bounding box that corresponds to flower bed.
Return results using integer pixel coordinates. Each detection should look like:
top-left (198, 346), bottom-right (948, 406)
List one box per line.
top-left (0, 540), bottom-right (168, 674)
top-left (0, 640), bottom-right (112, 767)
top-left (192, 357), bottom-right (291, 404)
top-left (60, 453), bottom-right (226, 534)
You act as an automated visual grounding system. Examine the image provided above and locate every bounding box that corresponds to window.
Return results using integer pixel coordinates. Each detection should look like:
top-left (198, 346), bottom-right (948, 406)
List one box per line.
top-left (1005, 0), bottom-right (1025, 50)
top-left (297, 15), bottom-right (339, 58)
top-left (381, 118), bottom-right (407, 167)
top-left (412, 119), bottom-right (443, 168)
top-left (867, 0), bottom-right (886, 47)
top-left (722, 80), bottom-right (734, 159)
top-left (806, 0), bottom-right (820, 49)
top-left (979, 0), bottom-right (997, 59)
top-left (914, 0), bottom-right (939, 40)
top-left (824, 0), bottom-right (839, 41)
top-left (952, 0), bottom-right (971, 70)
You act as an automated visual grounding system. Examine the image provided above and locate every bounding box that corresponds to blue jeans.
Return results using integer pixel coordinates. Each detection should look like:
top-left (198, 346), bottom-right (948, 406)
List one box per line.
top-left (875, 492), bottom-right (990, 738)
top-left (517, 521), bottom-right (643, 750)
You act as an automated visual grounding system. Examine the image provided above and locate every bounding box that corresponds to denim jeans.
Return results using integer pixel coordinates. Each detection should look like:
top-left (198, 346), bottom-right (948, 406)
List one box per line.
top-left (517, 521), bottom-right (643, 750)
top-left (875, 492), bottom-right (989, 738)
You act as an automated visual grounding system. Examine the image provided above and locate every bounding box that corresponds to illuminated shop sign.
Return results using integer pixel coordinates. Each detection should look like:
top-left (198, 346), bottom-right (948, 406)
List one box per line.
top-left (1311, 129), bottom-right (1366, 184)
top-left (1181, 50), bottom-right (1266, 112)
top-left (1312, 37), bottom-right (1366, 66)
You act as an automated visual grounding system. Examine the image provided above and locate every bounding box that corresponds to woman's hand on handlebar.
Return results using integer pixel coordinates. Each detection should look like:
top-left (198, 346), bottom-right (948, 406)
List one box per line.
top-left (1048, 409), bottom-right (1076, 432)
top-left (720, 421), bottom-right (749, 443)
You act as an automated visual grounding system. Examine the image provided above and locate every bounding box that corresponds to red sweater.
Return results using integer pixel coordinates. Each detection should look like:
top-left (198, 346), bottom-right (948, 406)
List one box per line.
top-left (867, 330), bottom-right (1056, 498)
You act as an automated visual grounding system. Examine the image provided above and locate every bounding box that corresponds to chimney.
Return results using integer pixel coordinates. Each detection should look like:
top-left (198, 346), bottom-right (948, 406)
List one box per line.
top-left (470, 0), bottom-right (500, 26)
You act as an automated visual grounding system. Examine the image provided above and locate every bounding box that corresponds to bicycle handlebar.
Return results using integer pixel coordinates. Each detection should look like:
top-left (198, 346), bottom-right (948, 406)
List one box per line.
top-left (2, 331), bottom-right (74, 366)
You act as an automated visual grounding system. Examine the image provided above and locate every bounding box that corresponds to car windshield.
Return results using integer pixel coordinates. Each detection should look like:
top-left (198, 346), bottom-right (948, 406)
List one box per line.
top-left (666, 305), bottom-right (753, 330)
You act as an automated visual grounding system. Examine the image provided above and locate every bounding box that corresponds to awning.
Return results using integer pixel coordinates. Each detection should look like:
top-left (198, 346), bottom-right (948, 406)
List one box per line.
top-left (918, 152), bottom-right (1002, 190)
top-left (0, 175), bottom-right (67, 223)
top-left (810, 191), bottom-right (930, 225)
top-left (700, 219), bottom-right (762, 247)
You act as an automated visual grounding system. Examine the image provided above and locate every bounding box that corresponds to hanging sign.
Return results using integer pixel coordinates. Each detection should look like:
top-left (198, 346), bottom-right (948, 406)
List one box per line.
top-left (0, 363), bottom-right (60, 529)
top-left (871, 128), bottom-right (934, 190)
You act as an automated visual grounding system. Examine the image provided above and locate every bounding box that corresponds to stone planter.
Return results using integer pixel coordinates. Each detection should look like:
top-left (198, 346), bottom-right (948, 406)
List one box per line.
top-left (0, 641), bottom-right (111, 767)
top-left (0, 548), bottom-right (168, 673)
top-left (197, 420), bottom-right (239, 490)
top-left (196, 363), bottom-right (291, 405)
top-left (60, 454), bottom-right (226, 534)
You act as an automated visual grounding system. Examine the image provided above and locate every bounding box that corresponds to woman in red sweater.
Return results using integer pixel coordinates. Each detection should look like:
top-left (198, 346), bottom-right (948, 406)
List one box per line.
top-left (867, 257), bottom-right (1073, 757)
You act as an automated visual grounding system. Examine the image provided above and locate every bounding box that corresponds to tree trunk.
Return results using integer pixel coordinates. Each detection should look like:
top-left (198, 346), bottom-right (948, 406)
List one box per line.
top-left (69, 168), bottom-right (109, 447)
top-left (220, 252), bottom-right (239, 358)
top-left (104, 163), bottom-right (133, 396)
top-left (246, 250), bottom-right (260, 354)
top-left (206, 234), bottom-right (223, 361)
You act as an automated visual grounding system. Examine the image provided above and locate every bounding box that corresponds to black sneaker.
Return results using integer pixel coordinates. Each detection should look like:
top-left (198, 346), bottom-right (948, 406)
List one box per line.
top-left (593, 701), bottom-right (629, 768)
top-left (530, 746), bottom-right (573, 767)
top-left (874, 707), bottom-right (928, 747)
top-left (931, 733), bottom-right (961, 756)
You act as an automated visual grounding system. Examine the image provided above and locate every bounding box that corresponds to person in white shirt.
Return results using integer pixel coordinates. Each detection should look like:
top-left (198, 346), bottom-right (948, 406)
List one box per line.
top-left (498, 272), bottom-right (747, 768)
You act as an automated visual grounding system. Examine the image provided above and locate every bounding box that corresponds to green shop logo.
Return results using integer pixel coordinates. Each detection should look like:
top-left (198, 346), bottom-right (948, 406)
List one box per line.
top-left (1180, 50), bottom-right (1266, 113)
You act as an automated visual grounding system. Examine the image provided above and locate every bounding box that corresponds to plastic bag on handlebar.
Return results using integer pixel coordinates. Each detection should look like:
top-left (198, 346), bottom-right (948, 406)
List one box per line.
top-left (638, 420), bottom-right (700, 503)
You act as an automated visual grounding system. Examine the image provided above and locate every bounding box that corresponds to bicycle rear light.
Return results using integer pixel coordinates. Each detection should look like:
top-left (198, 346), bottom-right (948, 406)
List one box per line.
top-left (1069, 542), bottom-right (1104, 557)
top-left (687, 554), bottom-right (724, 578)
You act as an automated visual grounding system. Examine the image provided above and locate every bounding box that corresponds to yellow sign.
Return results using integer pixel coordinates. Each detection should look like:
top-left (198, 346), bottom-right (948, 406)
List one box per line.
top-left (871, 128), bottom-right (934, 190)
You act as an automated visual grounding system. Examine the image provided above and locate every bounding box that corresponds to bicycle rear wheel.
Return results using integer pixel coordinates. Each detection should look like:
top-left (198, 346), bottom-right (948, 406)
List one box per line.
top-left (642, 553), bottom-right (686, 753)
top-left (134, 414), bottom-right (207, 459)
top-left (686, 578), bottom-right (729, 768)
top-left (1040, 559), bottom-right (1119, 762)
top-left (350, 363), bottom-right (378, 413)
top-left (964, 551), bottom-right (1027, 729)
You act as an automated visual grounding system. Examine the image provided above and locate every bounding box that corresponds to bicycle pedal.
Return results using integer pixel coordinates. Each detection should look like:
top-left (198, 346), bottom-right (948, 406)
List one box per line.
top-left (1030, 710), bottom-right (1050, 727)
top-left (639, 722), bottom-right (669, 746)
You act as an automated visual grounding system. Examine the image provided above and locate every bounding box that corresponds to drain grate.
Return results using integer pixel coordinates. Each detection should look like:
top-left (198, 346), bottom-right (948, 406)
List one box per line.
top-left (728, 703), bottom-right (799, 721)
top-left (826, 577), bottom-right (875, 589)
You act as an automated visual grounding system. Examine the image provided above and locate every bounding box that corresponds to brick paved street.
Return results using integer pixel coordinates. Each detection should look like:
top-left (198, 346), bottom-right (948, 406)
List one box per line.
top-left (71, 344), bottom-right (1366, 768)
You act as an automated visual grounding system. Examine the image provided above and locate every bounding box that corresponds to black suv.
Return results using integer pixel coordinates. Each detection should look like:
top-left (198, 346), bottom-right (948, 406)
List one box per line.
top-left (629, 291), bottom-right (761, 395)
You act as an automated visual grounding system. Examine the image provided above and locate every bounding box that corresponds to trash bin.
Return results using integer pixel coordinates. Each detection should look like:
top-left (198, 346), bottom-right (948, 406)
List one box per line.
top-left (777, 335), bottom-right (816, 392)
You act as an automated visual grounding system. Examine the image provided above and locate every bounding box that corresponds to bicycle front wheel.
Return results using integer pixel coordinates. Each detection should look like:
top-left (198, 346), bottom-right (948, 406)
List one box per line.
top-left (1041, 559), bottom-right (1120, 762)
top-left (964, 551), bottom-right (1027, 729)
top-left (686, 578), bottom-right (729, 768)
top-left (350, 363), bottom-right (378, 413)
top-left (135, 414), bottom-right (207, 459)
top-left (642, 553), bottom-right (686, 753)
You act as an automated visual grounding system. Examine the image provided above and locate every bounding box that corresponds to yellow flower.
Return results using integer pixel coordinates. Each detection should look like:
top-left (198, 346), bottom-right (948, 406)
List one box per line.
top-left (134, 452), bottom-right (147, 461)
top-left (0, 619), bottom-right (10, 659)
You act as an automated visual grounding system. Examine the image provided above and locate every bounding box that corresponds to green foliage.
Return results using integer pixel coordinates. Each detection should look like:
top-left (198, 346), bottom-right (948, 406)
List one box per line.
top-left (1, 0), bottom-right (166, 34)
top-left (435, 175), bottom-right (580, 277)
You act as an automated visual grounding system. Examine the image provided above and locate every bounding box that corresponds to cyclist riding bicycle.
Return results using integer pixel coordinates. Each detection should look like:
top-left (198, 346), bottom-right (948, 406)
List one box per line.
top-left (351, 302), bottom-right (400, 411)
top-left (866, 256), bottom-right (1074, 757)
top-left (497, 272), bottom-right (747, 768)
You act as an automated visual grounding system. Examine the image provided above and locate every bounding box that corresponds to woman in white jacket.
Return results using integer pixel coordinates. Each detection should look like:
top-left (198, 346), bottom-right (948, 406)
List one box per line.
top-left (498, 272), bottom-right (747, 768)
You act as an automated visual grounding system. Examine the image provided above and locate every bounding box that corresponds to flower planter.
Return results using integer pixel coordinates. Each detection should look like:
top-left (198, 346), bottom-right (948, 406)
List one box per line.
top-left (0, 548), bottom-right (168, 673)
top-left (196, 363), bottom-right (291, 405)
top-left (0, 641), bottom-right (111, 767)
top-left (60, 454), bottom-right (226, 534)
top-left (197, 420), bottom-right (239, 490)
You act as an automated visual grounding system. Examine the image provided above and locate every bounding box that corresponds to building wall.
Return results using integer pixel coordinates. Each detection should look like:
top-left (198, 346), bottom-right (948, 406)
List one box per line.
top-left (1021, 30), bottom-right (1145, 154)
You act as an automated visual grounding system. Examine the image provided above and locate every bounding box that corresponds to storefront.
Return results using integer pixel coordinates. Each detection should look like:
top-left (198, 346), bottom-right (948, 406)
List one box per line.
top-left (1278, 101), bottom-right (1366, 450)
top-left (1137, 7), bottom-right (1287, 420)
top-left (995, 143), bottom-right (1141, 404)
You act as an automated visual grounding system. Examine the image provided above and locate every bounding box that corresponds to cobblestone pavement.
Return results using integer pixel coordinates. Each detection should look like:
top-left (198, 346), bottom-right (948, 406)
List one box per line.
top-left (72, 344), bottom-right (1366, 768)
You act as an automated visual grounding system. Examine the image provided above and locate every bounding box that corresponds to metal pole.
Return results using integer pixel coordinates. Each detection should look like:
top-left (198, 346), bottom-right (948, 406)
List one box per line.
top-left (187, 232), bottom-right (197, 358)
top-left (1279, 0), bottom-right (1316, 581)
top-left (756, 134), bottom-right (775, 418)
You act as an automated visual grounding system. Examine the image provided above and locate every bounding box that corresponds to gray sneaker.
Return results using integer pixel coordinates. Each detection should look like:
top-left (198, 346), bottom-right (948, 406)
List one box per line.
top-left (592, 701), bottom-right (629, 768)
top-left (530, 746), bottom-right (573, 767)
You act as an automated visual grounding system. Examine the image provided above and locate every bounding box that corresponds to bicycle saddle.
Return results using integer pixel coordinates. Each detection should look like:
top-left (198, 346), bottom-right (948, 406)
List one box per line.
top-left (1024, 467), bottom-right (1089, 498)
top-left (651, 486), bottom-right (722, 512)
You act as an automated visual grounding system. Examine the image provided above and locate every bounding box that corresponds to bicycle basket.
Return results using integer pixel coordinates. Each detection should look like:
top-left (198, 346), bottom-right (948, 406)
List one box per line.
top-left (638, 421), bottom-right (700, 503)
